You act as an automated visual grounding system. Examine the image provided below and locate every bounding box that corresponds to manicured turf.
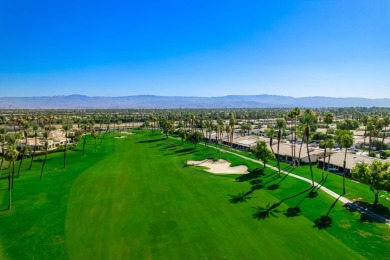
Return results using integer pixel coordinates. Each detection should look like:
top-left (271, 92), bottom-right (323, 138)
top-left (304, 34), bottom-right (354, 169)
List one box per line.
top-left (0, 131), bottom-right (389, 259)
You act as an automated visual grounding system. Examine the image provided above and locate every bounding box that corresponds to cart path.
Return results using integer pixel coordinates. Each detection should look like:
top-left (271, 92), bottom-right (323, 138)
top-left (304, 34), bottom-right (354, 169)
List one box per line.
top-left (171, 137), bottom-right (390, 226)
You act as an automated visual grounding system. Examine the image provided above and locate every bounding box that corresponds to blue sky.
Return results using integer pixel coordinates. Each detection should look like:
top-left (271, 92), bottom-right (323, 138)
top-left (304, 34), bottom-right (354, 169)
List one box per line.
top-left (0, 0), bottom-right (389, 98)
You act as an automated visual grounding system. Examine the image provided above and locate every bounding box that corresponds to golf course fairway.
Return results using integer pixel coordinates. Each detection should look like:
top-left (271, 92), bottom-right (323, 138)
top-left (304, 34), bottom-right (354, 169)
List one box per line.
top-left (1, 131), bottom-right (389, 259)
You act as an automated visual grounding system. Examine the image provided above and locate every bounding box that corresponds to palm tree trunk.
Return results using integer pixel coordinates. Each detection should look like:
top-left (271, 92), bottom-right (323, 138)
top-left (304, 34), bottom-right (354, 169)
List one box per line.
top-left (325, 148), bottom-right (332, 181)
top-left (342, 149), bottom-right (347, 194)
top-left (17, 138), bottom-right (28, 177)
top-left (298, 141), bottom-right (304, 166)
top-left (381, 126), bottom-right (387, 151)
top-left (63, 133), bottom-right (67, 168)
top-left (40, 148), bottom-right (48, 180)
top-left (29, 136), bottom-right (37, 170)
top-left (321, 146), bottom-right (327, 181)
top-left (100, 127), bottom-right (109, 145)
top-left (0, 157), bottom-right (4, 178)
top-left (276, 132), bottom-right (281, 176)
top-left (12, 162), bottom-right (15, 189)
top-left (306, 140), bottom-right (314, 186)
top-left (361, 128), bottom-right (367, 154)
top-left (8, 163), bottom-right (13, 210)
top-left (373, 189), bottom-right (379, 206)
top-left (321, 129), bottom-right (329, 181)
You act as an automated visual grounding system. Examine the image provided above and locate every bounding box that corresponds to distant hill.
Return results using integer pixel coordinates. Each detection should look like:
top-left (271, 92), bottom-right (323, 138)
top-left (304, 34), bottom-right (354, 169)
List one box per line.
top-left (0, 94), bottom-right (389, 109)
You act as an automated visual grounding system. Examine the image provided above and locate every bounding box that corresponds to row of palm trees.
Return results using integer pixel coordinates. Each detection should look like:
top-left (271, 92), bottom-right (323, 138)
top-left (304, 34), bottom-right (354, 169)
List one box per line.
top-left (0, 116), bottom-right (81, 210)
top-left (260, 108), bottom-right (390, 199)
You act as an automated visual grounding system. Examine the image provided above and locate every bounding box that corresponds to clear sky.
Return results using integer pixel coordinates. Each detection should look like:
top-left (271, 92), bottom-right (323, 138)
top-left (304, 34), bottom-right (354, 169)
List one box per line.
top-left (0, 0), bottom-right (389, 98)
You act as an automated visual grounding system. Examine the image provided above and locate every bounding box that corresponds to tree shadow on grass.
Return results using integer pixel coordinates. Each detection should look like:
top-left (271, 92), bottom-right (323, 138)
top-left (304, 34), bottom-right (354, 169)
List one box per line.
top-left (137, 138), bottom-right (165, 143)
top-left (229, 191), bottom-right (255, 204)
top-left (252, 187), bottom-right (314, 220)
top-left (313, 196), bottom-right (341, 230)
top-left (313, 216), bottom-right (332, 230)
top-left (343, 201), bottom-right (390, 223)
top-left (307, 190), bottom-right (319, 198)
top-left (253, 203), bottom-right (282, 220)
top-left (251, 184), bottom-right (264, 191)
top-left (174, 148), bottom-right (195, 154)
top-left (267, 184), bottom-right (280, 190)
top-left (284, 207), bottom-right (301, 217)
top-left (235, 168), bottom-right (264, 182)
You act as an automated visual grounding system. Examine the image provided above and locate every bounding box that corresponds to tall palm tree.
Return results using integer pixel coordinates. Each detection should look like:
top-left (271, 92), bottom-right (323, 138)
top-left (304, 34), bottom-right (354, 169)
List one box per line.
top-left (321, 112), bottom-right (334, 180)
top-left (62, 119), bottom-right (73, 168)
top-left (28, 122), bottom-right (39, 170)
top-left (335, 130), bottom-right (354, 194)
top-left (324, 138), bottom-right (335, 181)
top-left (380, 115), bottom-right (389, 151)
top-left (275, 118), bottom-right (286, 176)
top-left (229, 114), bottom-right (237, 147)
top-left (40, 131), bottom-right (50, 180)
top-left (91, 129), bottom-right (98, 152)
top-left (5, 134), bottom-right (18, 190)
top-left (17, 121), bottom-right (30, 177)
top-left (264, 125), bottom-right (276, 159)
top-left (4, 139), bottom-right (18, 210)
top-left (366, 116), bottom-right (379, 152)
top-left (360, 115), bottom-right (369, 154)
top-left (81, 121), bottom-right (91, 155)
top-left (299, 109), bottom-right (318, 186)
top-left (0, 126), bottom-right (7, 178)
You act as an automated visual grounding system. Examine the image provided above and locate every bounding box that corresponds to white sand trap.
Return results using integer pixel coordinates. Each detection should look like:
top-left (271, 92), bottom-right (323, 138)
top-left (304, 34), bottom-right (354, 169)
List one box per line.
top-left (187, 159), bottom-right (248, 174)
top-left (121, 132), bottom-right (134, 134)
top-left (114, 136), bottom-right (126, 139)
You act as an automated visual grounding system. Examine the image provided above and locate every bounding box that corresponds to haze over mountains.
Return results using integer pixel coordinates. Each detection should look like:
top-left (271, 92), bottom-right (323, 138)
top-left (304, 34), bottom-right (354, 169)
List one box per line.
top-left (0, 94), bottom-right (389, 109)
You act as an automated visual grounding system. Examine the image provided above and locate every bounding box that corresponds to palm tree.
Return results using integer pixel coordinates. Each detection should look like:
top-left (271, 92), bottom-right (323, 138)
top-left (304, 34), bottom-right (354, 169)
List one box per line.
top-left (0, 126), bottom-right (7, 178)
top-left (321, 112), bottom-right (334, 180)
top-left (229, 114), bottom-right (237, 147)
top-left (40, 131), bottom-right (50, 180)
top-left (91, 129), bottom-right (98, 152)
top-left (62, 119), bottom-right (73, 168)
top-left (275, 118), bottom-right (286, 176)
top-left (380, 115), bottom-right (389, 151)
top-left (324, 138), bottom-right (335, 181)
top-left (264, 125), bottom-right (276, 157)
top-left (299, 109), bottom-right (318, 186)
top-left (335, 129), bottom-right (354, 194)
top-left (296, 124), bottom-right (305, 165)
top-left (28, 122), bottom-right (40, 170)
top-left (366, 116), bottom-right (379, 152)
top-left (17, 121), bottom-right (30, 177)
top-left (5, 133), bottom-right (18, 189)
top-left (360, 115), bottom-right (369, 154)
top-left (80, 121), bottom-right (91, 155)
top-left (4, 139), bottom-right (18, 210)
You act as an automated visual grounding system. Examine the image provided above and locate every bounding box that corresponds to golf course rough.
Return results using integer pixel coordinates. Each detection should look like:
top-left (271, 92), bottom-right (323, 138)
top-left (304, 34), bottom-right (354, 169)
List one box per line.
top-left (0, 131), bottom-right (389, 259)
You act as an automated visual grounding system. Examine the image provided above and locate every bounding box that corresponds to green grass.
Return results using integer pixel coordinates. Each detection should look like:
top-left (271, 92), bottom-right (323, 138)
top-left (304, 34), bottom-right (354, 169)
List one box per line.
top-left (214, 142), bottom-right (390, 210)
top-left (0, 131), bottom-right (389, 259)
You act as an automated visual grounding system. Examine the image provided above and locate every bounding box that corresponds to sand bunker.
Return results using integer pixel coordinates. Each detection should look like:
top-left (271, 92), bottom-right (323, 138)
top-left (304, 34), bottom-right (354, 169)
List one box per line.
top-left (121, 132), bottom-right (134, 134)
top-left (187, 159), bottom-right (248, 174)
top-left (114, 136), bottom-right (127, 139)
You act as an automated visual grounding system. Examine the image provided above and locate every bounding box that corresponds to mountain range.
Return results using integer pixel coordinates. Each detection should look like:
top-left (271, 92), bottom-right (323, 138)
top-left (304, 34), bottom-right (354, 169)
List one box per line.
top-left (0, 94), bottom-right (389, 109)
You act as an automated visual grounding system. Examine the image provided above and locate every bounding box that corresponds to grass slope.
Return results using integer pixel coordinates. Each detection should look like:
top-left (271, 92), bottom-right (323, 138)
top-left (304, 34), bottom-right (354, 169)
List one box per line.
top-left (1, 131), bottom-right (389, 259)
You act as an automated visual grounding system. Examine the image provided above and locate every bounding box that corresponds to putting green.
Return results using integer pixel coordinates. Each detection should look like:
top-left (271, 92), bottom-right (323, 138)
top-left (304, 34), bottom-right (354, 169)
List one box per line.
top-left (65, 132), bottom-right (363, 259)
